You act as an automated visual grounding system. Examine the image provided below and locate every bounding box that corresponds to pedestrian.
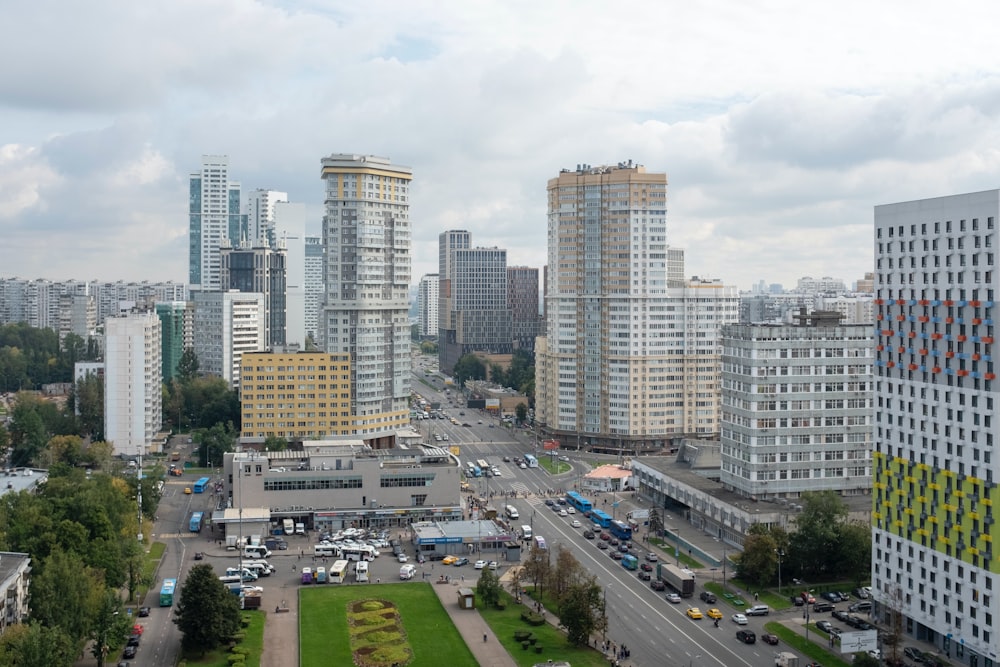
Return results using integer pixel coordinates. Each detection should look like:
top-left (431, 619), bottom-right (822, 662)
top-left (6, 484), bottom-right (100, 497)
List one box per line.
top-left (483, 633), bottom-right (487, 643)
top-left (754, 592), bottom-right (759, 601)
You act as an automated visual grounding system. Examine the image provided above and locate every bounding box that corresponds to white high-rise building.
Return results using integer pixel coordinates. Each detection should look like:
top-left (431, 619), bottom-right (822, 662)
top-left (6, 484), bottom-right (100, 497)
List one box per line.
top-left (246, 188), bottom-right (289, 246)
top-left (317, 154), bottom-right (412, 433)
top-left (273, 201), bottom-right (307, 347)
top-left (104, 311), bottom-right (162, 457)
top-left (872, 190), bottom-right (999, 664)
top-left (192, 290), bottom-right (265, 389)
top-left (304, 236), bottom-right (324, 344)
top-left (189, 155), bottom-right (245, 291)
top-left (417, 274), bottom-right (439, 337)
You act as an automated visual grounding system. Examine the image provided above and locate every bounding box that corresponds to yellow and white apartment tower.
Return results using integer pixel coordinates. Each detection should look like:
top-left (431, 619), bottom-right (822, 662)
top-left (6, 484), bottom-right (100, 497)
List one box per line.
top-left (317, 154), bottom-right (412, 435)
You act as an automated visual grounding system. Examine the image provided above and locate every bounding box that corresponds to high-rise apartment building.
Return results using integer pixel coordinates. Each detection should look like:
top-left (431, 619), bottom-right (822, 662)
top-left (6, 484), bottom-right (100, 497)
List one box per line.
top-left (507, 266), bottom-right (540, 351)
top-left (719, 313), bottom-right (873, 498)
top-left (245, 188), bottom-right (289, 246)
top-left (534, 161), bottom-right (674, 451)
top-left (872, 190), bottom-right (999, 664)
top-left (155, 301), bottom-right (192, 383)
top-left (192, 290), bottom-right (265, 389)
top-left (317, 154), bottom-right (411, 433)
top-left (417, 274), bottom-right (439, 338)
top-left (239, 350), bottom-right (352, 440)
top-left (273, 202), bottom-right (307, 347)
top-left (304, 236), bottom-right (324, 343)
top-left (104, 311), bottom-right (162, 457)
top-left (221, 240), bottom-right (287, 348)
top-left (189, 155), bottom-right (246, 290)
top-left (437, 230), bottom-right (470, 362)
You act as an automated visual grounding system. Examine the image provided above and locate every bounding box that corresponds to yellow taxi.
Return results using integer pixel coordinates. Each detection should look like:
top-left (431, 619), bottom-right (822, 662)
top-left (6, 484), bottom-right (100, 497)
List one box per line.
top-left (706, 608), bottom-right (723, 619)
top-left (685, 607), bottom-right (703, 620)
top-left (184, 487), bottom-right (192, 494)
top-left (442, 555), bottom-right (459, 565)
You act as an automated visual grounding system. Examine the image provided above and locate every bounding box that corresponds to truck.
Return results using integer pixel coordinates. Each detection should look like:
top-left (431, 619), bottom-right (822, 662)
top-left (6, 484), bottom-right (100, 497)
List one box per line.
top-left (775, 652), bottom-right (799, 667)
top-left (657, 562), bottom-right (695, 597)
top-left (283, 518), bottom-right (294, 535)
top-left (626, 509), bottom-right (650, 526)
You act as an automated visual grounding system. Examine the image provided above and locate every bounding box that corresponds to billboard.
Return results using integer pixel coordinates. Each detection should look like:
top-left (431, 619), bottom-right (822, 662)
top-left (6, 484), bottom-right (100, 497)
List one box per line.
top-left (485, 398), bottom-right (500, 410)
top-left (839, 630), bottom-right (878, 654)
top-left (543, 439), bottom-right (560, 450)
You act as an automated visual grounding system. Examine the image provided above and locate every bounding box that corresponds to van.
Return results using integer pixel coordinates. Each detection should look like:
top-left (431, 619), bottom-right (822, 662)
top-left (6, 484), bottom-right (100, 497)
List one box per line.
top-left (521, 525), bottom-right (532, 540)
top-left (295, 522), bottom-right (306, 535)
top-left (355, 561), bottom-right (369, 583)
top-left (746, 604), bottom-right (770, 616)
top-left (283, 519), bottom-right (294, 535)
top-left (243, 545), bottom-right (271, 560)
top-left (505, 505), bottom-right (519, 520)
top-left (399, 564), bottom-right (416, 580)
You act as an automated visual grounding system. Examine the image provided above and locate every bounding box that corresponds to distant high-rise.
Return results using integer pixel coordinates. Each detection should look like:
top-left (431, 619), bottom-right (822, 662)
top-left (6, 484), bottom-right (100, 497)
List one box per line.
top-left (245, 188), bottom-right (289, 246)
top-left (317, 154), bottom-right (412, 432)
top-left (104, 311), bottom-right (162, 457)
top-left (155, 301), bottom-right (191, 383)
top-left (438, 229), bottom-right (471, 345)
top-left (189, 155), bottom-right (246, 290)
top-left (192, 290), bottom-right (265, 389)
top-left (221, 240), bottom-right (287, 349)
top-left (303, 236), bottom-right (324, 344)
top-left (417, 274), bottom-right (439, 338)
top-left (507, 266), bottom-right (540, 351)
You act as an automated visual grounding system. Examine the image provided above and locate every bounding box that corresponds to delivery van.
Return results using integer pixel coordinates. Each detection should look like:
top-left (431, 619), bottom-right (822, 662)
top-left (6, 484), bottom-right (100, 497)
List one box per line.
top-left (399, 564), bottom-right (416, 580)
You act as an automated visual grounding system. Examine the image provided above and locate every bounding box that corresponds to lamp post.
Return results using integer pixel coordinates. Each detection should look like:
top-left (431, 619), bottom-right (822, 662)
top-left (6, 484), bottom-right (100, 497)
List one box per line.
top-left (775, 549), bottom-right (784, 594)
top-left (602, 584), bottom-right (610, 647)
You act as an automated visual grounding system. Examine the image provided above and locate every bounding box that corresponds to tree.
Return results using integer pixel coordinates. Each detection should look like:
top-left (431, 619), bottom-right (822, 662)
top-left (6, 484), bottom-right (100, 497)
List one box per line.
top-left (177, 347), bottom-right (200, 383)
top-left (30, 548), bottom-right (103, 650)
top-left (489, 363), bottom-right (506, 385)
top-left (515, 402), bottom-right (528, 424)
top-left (197, 422), bottom-right (236, 468)
top-left (0, 425), bottom-right (9, 463)
top-left (521, 545), bottom-right (551, 602)
top-left (0, 621), bottom-right (76, 667)
top-left (264, 435), bottom-right (288, 452)
top-left (74, 374), bottom-right (104, 441)
top-left (173, 564), bottom-right (241, 655)
top-left (735, 525), bottom-right (778, 587)
top-left (453, 354), bottom-right (486, 386)
top-left (648, 508), bottom-right (664, 538)
top-left (550, 545), bottom-right (585, 601)
top-left (8, 408), bottom-right (46, 467)
top-left (837, 520), bottom-right (872, 583)
top-left (557, 576), bottom-right (606, 646)
top-left (789, 490), bottom-right (848, 578)
top-left (475, 566), bottom-right (502, 608)
top-left (89, 588), bottom-right (131, 667)
top-left (40, 435), bottom-right (85, 468)
top-left (852, 654), bottom-right (879, 667)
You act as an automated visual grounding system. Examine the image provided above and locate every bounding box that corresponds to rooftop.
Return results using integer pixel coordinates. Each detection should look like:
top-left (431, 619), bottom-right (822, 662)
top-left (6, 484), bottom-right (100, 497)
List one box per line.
top-left (0, 469), bottom-right (47, 497)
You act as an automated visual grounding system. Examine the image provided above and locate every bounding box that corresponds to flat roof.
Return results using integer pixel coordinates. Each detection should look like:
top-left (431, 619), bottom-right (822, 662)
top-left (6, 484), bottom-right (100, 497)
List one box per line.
top-left (411, 520), bottom-right (513, 544)
top-left (585, 464), bottom-right (632, 480)
top-left (0, 552), bottom-right (30, 585)
top-left (0, 469), bottom-right (47, 497)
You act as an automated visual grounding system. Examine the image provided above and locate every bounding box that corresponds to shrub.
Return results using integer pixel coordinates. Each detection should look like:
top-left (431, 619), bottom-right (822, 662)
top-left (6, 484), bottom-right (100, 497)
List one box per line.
top-left (227, 655), bottom-right (246, 666)
top-left (520, 610), bottom-right (545, 626)
top-left (535, 646), bottom-right (543, 654)
top-left (513, 630), bottom-right (532, 642)
top-left (522, 641), bottom-right (530, 650)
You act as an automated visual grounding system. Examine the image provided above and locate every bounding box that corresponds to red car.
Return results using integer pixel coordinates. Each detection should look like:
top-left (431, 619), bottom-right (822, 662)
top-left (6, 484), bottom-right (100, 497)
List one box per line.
top-left (600, 533), bottom-right (611, 541)
top-left (761, 633), bottom-right (779, 645)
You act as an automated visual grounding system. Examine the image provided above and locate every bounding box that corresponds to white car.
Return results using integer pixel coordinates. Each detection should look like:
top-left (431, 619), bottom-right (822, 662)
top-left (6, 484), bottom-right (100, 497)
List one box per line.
top-left (519, 463), bottom-right (527, 469)
top-left (558, 509), bottom-right (568, 517)
top-left (666, 593), bottom-right (681, 603)
top-left (397, 553), bottom-right (408, 563)
top-left (566, 507), bottom-right (576, 514)
top-left (570, 519), bottom-right (582, 528)
top-left (731, 613), bottom-right (748, 625)
top-left (474, 560), bottom-right (486, 570)
top-left (487, 561), bottom-right (499, 570)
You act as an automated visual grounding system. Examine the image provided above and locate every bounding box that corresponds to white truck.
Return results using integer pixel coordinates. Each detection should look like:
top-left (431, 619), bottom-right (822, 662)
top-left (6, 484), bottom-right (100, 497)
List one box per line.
top-left (775, 652), bottom-right (799, 667)
top-left (283, 518), bottom-right (295, 535)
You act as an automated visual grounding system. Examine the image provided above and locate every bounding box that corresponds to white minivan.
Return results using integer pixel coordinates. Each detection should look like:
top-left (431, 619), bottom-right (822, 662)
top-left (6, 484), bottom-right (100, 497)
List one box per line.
top-left (243, 545), bottom-right (271, 560)
top-left (399, 564), bottom-right (416, 580)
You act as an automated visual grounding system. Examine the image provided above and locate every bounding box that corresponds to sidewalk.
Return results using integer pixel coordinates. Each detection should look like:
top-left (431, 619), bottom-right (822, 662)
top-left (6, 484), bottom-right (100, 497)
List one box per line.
top-left (429, 579), bottom-right (517, 667)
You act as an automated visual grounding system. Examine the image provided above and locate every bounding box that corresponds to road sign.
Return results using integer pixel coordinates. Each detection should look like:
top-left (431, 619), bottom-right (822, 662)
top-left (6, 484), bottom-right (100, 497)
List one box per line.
top-left (839, 630), bottom-right (877, 654)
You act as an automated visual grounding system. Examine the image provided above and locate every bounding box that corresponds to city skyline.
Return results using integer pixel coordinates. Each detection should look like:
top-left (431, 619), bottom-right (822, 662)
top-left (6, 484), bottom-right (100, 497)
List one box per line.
top-left (5, 3), bottom-right (1000, 289)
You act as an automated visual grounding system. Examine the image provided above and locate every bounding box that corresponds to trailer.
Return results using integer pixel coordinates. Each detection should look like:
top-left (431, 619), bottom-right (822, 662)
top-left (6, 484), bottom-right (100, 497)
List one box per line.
top-left (657, 562), bottom-right (695, 597)
top-left (775, 652), bottom-right (799, 667)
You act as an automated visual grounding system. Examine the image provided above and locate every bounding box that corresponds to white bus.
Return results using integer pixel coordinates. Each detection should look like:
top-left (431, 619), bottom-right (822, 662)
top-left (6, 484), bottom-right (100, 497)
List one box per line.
top-left (243, 560), bottom-right (273, 577)
top-left (524, 454), bottom-right (538, 468)
top-left (476, 459), bottom-right (489, 471)
top-left (355, 560), bottom-right (369, 583)
top-left (342, 545), bottom-right (377, 562)
top-left (330, 559), bottom-right (349, 584)
top-left (533, 536), bottom-right (547, 551)
top-left (521, 525), bottom-right (533, 540)
top-left (314, 543), bottom-right (340, 558)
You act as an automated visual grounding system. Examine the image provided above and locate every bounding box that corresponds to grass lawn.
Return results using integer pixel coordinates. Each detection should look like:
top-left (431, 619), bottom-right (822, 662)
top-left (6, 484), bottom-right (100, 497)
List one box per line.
top-left (300, 583), bottom-right (476, 667)
top-left (141, 541), bottom-right (166, 587)
top-left (537, 457), bottom-right (570, 475)
top-left (646, 538), bottom-right (704, 569)
top-left (182, 611), bottom-right (266, 667)
top-left (479, 592), bottom-right (611, 667)
top-left (765, 620), bottom-right (851, 667)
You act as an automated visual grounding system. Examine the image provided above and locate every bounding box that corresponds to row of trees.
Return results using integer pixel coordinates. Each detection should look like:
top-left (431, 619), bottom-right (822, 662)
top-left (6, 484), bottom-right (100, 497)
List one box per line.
top-left (452, 350), bottom-right (536, 402)
top-left (0, 323), bottom-right (100, 393)
top-left (735, 491), bottom-right (872, 587)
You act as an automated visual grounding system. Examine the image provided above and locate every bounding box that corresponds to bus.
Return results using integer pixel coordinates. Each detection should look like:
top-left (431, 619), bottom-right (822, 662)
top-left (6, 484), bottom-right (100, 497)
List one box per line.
top-left (524, 454), bottom-right (538, 468)
top-left (189, 511), bottom-right (204, 532)
top-left (533, 536), bottom-right (547, 551)
top-left (465, 461), bottom-right (482, 478)
top-left (476, 459), bottom-right (489, 472)
top-left (590, 509), bottom-right (613, 528)
top-left (315, 543), bottom-right (340, 558)
top-left (193, 477), bottom-right (211, 493)
top-left (621, 554), bottom-right (638, 570)
top-left (330, 559), bottom-right (349, 584)
top-left (610, 520), bottom-right (633, 541)
top-left (159, 578), bottom-right (176, 607)
top-left (342, 545), bottom-right (377, 562)
top-left (565, 491), bottom-right (593, 514)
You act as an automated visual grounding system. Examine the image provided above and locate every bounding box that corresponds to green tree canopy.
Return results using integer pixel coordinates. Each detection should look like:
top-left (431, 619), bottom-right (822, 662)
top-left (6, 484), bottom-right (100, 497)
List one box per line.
top-left (453, 354), bottom-right (486, 386)
top-left (0, 621), bottom-right (76, 667)
top-left (557, 576), bottom-right (606, 647)
top-left (173, 564), bottom-right (241, 655)
top-left (475, 566), bottom-right (502, 608)
top-left (30, 548), bottom-right (104, 651)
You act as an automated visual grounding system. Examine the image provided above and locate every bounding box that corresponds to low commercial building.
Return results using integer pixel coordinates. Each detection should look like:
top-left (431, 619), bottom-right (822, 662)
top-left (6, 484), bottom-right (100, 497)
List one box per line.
top-left (410, 519), bottom-right (517, 561)
top-left (221, 438), bottom-right (463, 538)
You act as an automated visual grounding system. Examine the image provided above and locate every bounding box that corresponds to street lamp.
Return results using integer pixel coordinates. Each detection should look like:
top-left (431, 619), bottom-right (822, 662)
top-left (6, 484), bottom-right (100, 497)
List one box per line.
top-left (775, 549), bottom-right (785, 594)
top-left (602, 584), bottom-right (610, 646)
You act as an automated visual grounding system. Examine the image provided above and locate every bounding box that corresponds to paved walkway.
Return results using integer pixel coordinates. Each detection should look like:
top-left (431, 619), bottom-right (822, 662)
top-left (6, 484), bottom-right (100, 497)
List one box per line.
top-left (430, 579), bottom-right (517, 667)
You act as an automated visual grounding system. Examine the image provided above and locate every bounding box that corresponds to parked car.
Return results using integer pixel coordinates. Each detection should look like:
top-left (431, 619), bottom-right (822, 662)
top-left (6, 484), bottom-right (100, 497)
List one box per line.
top-left (137, 607), bottom-right (150, 618)
top-left (813, 602), bottom-right (834, 613)
top-left (123, 646), bottom-right (137, 659)
top-left (736, 630), bottom-right (756, 644)
top-left (800, 591), bottom-right (816, 604)
top-left (853, 586), bottom-right (870, 599)
top-left (487, 561), bottom-right (499, 570)
top-left (453, 557), bottom-right (469, 567)
top-left (442, 555), bottom-right (458, 565)
top-left (832, 610), bottom-right (852, 623)
top-left (474, 560), bottom-right (486, 569)
top-left (821, 591), bottom-right (842, 602)
top-left (904, 647), bottom-right (925, 663)
top-left (816, 621), bottom-right (834, 633)
top-left (761, 633), bottom-right (779, 645)
top-left (428, 553), bottom-right (446, 561)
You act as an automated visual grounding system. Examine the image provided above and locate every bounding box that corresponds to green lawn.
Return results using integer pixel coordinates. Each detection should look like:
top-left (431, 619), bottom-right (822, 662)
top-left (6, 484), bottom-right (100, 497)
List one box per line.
top-left (181, 611), bottom-right (265, 667)
top-left (300, 583), bottom-right (476, 667)
top-left (479, 591), bottom-right (612, 667)
top-left (765, 620), bottom-right (851, 667)
top-left (646, 538), bottom-right (704, 569)
top-left (141, 541), bottom-right (166, 589)
top-left (537, 457), bottom-right (570, 474)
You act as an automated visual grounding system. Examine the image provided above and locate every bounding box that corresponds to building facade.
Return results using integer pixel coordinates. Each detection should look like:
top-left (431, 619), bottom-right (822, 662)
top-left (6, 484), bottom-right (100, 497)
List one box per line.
top-left (304, 235), bottom-right (325, 344)
top-left (507, 266), bottom-right (540, 352)
top-left (872, 190), bottom-right (1000, 665)
top-left (192, 290), bottom-right (265, 388)
top-left (245, 188), bottom-right (288, 246)
top-left (0, 552), bottom-right (30, 633)
top-left (104, 311), bottom-right (163, 457)
top-left (437, 230), bottom-right (471, 372)
top-left (189, 155), bottom-right (246, 290)
top-left (221, 240), bottom-right (287, 348)
top-left (417, 274), bottom-right (439, 338)
top-left (316, 154), bottom-right (411, 435)
top-left (239, 350), bottom-right (352, 441)
top-left (155, 301), bottom-right (191, 383)
top-left (718, 315), bottom-right (874, 499)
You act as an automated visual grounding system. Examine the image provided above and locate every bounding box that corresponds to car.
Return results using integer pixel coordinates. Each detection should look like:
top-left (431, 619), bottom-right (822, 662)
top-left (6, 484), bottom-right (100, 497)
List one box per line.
top-left (640, 563), bottom-right (653, 572)
top-left (137, 607), bottom-right (150, 617)
top-left (700, 591), bottom-right (717, 604)
top-left (801, 591), bottom-right (816, 604)
top-left (822, 591), bottom-right (842, 603)
top-left (812, 602), bottom-right (834, 613)
top-left (637, 571), bottom-right (651, 581)
top-left (442, 555), bottom-right (458, 565)
top-left (761, 633), bottom-right (779, 645)
top-left (609, 538), bottom-right (620, 546)
top-left (853, 586), bottom-right (870, 599)
top-left (790, 595), bottom-right (805, 606)
top-left (731, 613), bottom-right (748, 625)
top-left (502, 456), bottom-right (510, 462)
top-left (122, 646), bottom-right (137, 659)
top-left (519, 462), bottom-right (527, 468)
top-left (570, 519), bottom-right (582, 528)
top-left (904, 647), bottom-right (925, 662)
top-left (397, 553), bottom-right (408, 563)
top-left (492, 469), bottom-right (501, 477)
top-left (487, 561), bottom-right (499, 570)
top-left (706, 608), bottom-right (723, 619)
top-left (666, 593), bottom-right (682, 603)
top-left (453, 557), bottom-right (469, 566)
top-left (428, 552), bottom-right (446, 561)
top-left (746, 604), bottom-right (770, 616)
top-left (832, 610), bottom-right (851, 623)
top-left (736, 629), bottom-right (756, 644)
top-left (459, 411), bottom-right (465, 415)
top-left (118, 662), bottom-right (130, 667)
top-left (558, 509), bottom-right (568, 517)
top-left (551, 504), bottom-right (562, 512)
top-left (474, 560), bottom-right (486, 569)
top-left (583, 530), bottom-right (596, 539)
top-left (544, 499), bottom-right (555, 506)
top-left (184, 487), bottom-right (192, 494)
top-left (686, 607), bottom-right (703, 619)
top-left (126, 634), bottom-right (140, 647)
top-left (609, 551), bottom-right (623, 560)
top-left (597, 541), bottom-right (609, 550)
top-left (816, 621), bottom-right (834, 633)
top-left (650, 580), bottom-right (666, 591)
top-left (131, 624), bottom-right (144, 636)
top-left (646, 552), bottom-right (658, 562)
top-left (600, 533), bottom-right (611, 541)
top-left (618, 544), bottom-right (630, 553)
top-left (849, 601), bottom-right (873, 613)
top-left (837, 591), bottom-right (852, 602)
top-left (829, 627), bottom-right (843, 638)
top-left (566, 507), bottom-right (576, 514)
top-left (557, 498), bottom-right (567, 505)
top-left (478, 420), bottom-right (483, 424)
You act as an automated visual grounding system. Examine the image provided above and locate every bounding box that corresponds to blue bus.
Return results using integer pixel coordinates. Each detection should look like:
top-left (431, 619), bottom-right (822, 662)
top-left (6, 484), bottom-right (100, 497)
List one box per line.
top-left (193, 477), bottom-right (211, 493)
top-left (159, 578), bottom-right (176, 607)
top-left (609, 520), bottom-right (633, 541)
top-left (565, 491), bottom-right (593, 514)
top-left (590, 509), bottom-right (613, 528)
top-left (189, 511), bottom-right (203, 532)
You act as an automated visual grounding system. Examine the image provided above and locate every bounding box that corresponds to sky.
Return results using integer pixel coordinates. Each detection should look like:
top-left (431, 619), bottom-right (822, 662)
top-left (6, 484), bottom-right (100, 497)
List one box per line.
top-left (5, 1), bottom-right (1000, 291)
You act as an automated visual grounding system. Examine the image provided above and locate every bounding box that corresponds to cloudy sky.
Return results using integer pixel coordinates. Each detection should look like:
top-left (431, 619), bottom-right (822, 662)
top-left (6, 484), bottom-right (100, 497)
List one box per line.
top-left (4, 0), bottom-right (1000, 291)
